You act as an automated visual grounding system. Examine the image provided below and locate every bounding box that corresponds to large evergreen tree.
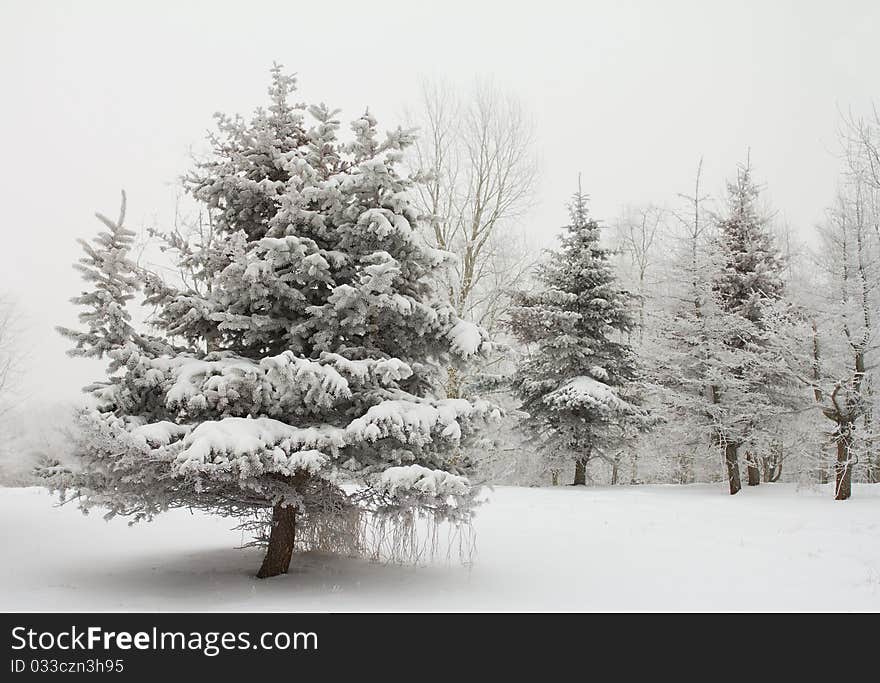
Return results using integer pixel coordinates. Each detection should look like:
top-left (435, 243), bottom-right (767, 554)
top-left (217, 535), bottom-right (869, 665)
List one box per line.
top-left (45, 66), bottom-right (495, 578)
top-left (507, 185), bottom-right (647, 485)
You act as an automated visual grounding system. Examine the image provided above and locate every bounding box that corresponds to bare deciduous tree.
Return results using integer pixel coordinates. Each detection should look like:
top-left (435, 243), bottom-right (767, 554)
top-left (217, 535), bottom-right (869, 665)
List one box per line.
top-left (408, 78), bottom-right (538, 397)
top-left (842, 104), bottom-right (880, 192)
top-left (409, 78), bottom-right (538, 324)
top-left (810, 174), bottom-right (880, 498)
top-left (0, 295), bottom-right (22, 416)
top-left (613, 203), bottom-right (665, 343)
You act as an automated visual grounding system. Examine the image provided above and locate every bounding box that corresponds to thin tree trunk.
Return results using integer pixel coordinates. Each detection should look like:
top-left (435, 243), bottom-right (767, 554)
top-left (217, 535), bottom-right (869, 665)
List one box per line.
top-left (746, 451), bottom-right (760, 487)
top-left (256, 503), bottom-right (297, 579)
top-left (573, 458), bottom-right (587, 486)
top-left (770, 461), bottom-right (783, 482)
top-left (835, 423), bottom-right (853, 501)
top-left (679, 453), bottom-right (694, 484)
top-left (725, 442), bottom-right (741, 495)
top-left (762, 441), bottom-right (783, 482)
top-left (870, 460), bottom-right (880, 484)
top-left (446, 366), bottom-right (460, 399)
top-left (868, 453), bottom-right (880, 484)
top-left (763, 457), bottom-right (783, 483)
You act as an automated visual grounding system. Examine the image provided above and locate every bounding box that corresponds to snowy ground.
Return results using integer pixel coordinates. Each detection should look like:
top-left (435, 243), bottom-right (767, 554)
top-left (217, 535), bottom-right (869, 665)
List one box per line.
top-left (1, 483), bottom-right (879, 611)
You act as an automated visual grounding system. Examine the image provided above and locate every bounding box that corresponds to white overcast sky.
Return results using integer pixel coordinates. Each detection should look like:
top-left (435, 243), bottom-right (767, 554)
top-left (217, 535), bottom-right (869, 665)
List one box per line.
top-left (1, 0), bottom-right (878, 404)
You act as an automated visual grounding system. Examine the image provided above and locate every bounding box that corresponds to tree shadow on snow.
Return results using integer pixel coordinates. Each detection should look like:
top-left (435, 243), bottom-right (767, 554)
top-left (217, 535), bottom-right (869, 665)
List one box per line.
top-left (60, 545), bottom-right (466, 610)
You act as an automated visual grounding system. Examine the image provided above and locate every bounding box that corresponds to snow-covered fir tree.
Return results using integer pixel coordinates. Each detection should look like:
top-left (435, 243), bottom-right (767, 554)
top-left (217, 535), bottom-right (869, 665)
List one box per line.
top-left (43, 66), bottom-right (496, 578)
top-left (507, 184), bottom-right (648, 485)
top-left (56, 193), bottom-right (164, 367)
top-left (656, 288), bottom-right (794, 494)
top-left (656, 161), bottom-right (793, 494)
top-left (714, 162), bottom-right (785, 325)
top-left (713, 162), bottom-right (789, 490)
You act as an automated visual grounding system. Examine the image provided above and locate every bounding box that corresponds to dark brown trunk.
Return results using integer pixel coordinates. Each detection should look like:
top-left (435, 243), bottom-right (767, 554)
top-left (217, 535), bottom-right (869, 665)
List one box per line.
top-left (573, 458), bottom-right (587, 486)
top-left (761, 442), bottom-right (783, 483)
top-left (835, 424), bottom-right (853, 501)
top-left (725, 443), bottom-right (741, 495)
top-left (611, 460), bottom-right (619, 485)
top-left (746, 451), bottom-right (760, 486)
top-left (256, 503), bottom-right (297, 579)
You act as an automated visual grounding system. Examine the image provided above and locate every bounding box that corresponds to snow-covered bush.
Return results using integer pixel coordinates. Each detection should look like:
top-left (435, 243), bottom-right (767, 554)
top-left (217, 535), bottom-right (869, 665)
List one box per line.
top-left (0, 404), bottom-right (78, 487)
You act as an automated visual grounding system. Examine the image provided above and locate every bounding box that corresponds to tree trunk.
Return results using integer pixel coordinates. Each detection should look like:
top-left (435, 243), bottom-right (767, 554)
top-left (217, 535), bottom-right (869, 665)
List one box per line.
top-left (446, 366), bottom-right (460, 399)
top-left (762, 444), bottom-right (783, 482)
top-left (678, 453), bottom-right (694, 484)
top-left (835, 424), bottom-right (853, 501)
top-left (611, 459), bottom-right (619, 485)
top-left (746, 451), bottom-right (760, 487)
top-left (256, 503), bottom-right (297, 579)
top-left (725, 443), bottom-right (741, 495)
top-left (868, 453), bottom-right (880, 484)
top-left (551, 470), bottom-right (559, 486)
top-left (573, 458), bottom-right (587, 486)
top-left (761, 442), bottom-right (783, 483)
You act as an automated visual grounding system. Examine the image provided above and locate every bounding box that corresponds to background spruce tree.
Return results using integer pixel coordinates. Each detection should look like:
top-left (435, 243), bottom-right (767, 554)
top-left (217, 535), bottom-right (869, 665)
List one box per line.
top-left (507, 183), bottom-right (647, 485)
top-left (712, 161), bottom-right (788, 491)
top-left (656, 160), bottom-right (792, 495)
top-left (714, 161), bottom-right (785, 325)
top-left (44, 66), bottom-right (495, 578)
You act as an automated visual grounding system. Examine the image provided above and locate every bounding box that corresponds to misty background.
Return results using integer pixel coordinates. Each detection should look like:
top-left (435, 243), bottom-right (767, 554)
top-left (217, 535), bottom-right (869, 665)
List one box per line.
top-left (1, 0), bottom-right (878, 404)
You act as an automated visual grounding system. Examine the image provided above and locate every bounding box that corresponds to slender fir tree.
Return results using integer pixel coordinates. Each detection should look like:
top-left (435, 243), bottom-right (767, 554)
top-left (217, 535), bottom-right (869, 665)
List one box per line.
top-left (713, 161), bottom-right (787, 490)
top-left (507, 183), bottom-right (647, 485)
top-left (715, 162), bottom-right (785, 326)
top-left (657, 161), bottom-right (790, 495)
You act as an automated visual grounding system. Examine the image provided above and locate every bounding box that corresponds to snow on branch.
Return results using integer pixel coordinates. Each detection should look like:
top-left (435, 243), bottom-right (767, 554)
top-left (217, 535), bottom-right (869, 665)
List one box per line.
top-left (260, 351), bottom-right (351, 406)
top-left (173, 417), bottom-right (343, 479)
top-left (154, 350), bottom-right (415, 417)
top-left (318, 352), bottom-right (413, 385)
top-left (357, 208), bottom-right (414, 239)
top-left (545, 375), bottom-right (638, 414)
top-left (447, 319), bottom-right (490, 358)
top-left (375, 464), bottom-right (470, 498)
top-left (129, 421), bottom-right (191, 448)
top-left (347, 397), bottom-right (499, 446)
